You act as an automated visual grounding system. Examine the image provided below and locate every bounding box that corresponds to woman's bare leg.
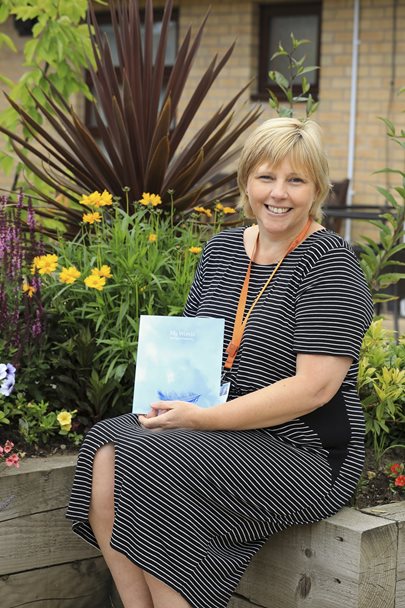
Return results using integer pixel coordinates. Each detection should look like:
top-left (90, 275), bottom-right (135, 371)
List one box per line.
top-left (88, 443), bottom-right (154, 608)
top-left (144, 573), bottom-right (192, 608)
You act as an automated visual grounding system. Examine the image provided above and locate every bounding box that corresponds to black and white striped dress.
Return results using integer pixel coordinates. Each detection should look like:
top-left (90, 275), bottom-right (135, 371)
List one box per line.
top-left (66, 228), bottom-right (374, 608)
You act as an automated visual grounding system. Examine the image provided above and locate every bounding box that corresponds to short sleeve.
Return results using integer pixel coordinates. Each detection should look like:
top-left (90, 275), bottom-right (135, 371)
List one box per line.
top-left (293, 247), bottom-right (374, 361)
top-left (183, 245), bottom-right (208, 317)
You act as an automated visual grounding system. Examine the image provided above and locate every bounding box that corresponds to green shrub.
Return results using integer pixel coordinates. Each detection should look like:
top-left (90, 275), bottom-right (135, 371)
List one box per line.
top-left (358, 319), bottom-right (405, 461)
top-left (28, 190), bottom-right (225, 424)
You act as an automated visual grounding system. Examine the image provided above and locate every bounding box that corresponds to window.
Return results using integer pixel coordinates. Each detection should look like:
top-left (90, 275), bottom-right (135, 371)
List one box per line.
top-left (85, 8), bottom-right (178, 135)
top-left (257, 3), bottom-right (321, 101)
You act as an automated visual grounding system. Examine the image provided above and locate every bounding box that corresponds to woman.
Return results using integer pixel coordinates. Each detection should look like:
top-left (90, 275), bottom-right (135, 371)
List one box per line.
top-left (66, 117), bottom-right (374, 608)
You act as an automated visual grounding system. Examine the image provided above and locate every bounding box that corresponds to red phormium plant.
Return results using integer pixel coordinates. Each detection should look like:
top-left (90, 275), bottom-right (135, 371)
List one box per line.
top-left (0, 0), bottom-right (261, 238)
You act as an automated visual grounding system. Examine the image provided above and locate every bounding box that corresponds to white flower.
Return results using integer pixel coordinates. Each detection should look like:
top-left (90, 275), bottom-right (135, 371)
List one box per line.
top-left (0, 363), bottom-right (16, 397)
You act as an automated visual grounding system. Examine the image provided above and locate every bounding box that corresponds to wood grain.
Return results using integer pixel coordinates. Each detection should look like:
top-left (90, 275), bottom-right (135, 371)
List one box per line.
top-left (0, 455), bottom-right (78, 522)
top-left (0, 557), bottom-right (111, 608)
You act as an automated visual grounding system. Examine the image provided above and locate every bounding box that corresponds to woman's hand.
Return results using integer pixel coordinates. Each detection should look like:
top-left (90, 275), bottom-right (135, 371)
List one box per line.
top-left (139, 400), bottom-right (203, 431)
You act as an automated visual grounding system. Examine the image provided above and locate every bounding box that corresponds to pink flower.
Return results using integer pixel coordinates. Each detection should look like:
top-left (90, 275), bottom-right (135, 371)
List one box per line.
top-left (5, 453), bottom-right (20, 468)
top-left (3, 440), bottom-right (14, 453)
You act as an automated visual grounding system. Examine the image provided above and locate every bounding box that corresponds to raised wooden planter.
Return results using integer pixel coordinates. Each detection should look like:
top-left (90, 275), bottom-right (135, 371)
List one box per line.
top-left (0, 455), bottom-right (112, 608)
top-left (1, 456), bottom-right (404, 608)
top-left (230, 501), bottom-right (405, 608)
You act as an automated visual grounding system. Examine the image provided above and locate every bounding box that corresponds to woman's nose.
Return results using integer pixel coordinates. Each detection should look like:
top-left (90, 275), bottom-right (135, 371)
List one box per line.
top-left (270, 179), bottom-right (287, 199)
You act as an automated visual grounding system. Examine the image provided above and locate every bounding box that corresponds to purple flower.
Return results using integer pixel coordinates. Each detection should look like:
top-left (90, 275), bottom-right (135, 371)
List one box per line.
top-left (0, 193), bottom-right (44, 361)
top-left (0, 363), bottom-right (16, 396)
top-left (27, 197), bottom-right (36, 232)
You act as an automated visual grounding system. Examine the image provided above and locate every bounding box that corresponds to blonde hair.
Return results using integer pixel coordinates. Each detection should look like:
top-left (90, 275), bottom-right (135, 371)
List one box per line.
top-left (237, 117), bottom-right (331, 220)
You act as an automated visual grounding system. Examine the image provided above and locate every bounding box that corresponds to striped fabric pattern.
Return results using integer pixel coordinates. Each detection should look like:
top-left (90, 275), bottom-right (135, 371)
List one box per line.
top-left (66, 227), bottom-right (374, 608)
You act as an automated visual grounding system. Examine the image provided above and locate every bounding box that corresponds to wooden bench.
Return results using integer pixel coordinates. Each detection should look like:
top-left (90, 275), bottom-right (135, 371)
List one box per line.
top-left (1, 455), bottom-right (403, 608)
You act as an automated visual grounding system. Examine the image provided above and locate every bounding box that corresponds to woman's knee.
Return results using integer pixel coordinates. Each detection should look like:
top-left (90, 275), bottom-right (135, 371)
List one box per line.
top-left (90, 443), bottom-right (115, 516)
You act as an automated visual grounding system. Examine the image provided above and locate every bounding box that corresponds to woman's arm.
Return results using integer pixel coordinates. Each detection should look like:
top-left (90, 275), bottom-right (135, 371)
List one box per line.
top-left (139, 353), bottom-right (352, 431)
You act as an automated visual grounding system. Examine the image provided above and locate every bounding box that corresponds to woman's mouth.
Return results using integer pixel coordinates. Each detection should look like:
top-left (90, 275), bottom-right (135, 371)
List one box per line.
top-left (265, 205), bottom-right (291, 215)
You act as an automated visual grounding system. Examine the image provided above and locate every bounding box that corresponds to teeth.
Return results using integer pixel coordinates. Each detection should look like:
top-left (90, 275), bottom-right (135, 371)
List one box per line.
top-left (267, 206), bottom-right (290, 214)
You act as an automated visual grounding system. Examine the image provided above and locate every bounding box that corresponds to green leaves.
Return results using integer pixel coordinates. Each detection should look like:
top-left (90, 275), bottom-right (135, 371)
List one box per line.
top-left (0, 32), bottom-right (17, 52)
top-left (358, 320), bottom-right (405, 461)
top-left (0, 0), bottom-right (95, 182)
top-left (267, 33), bottom-right (319, 118)
top-left (358, 191), bottom-right (405, 304)
top-left (32, 199), bottom-right (221, 422)
top-left (357, 105), bottom-right (405, 462)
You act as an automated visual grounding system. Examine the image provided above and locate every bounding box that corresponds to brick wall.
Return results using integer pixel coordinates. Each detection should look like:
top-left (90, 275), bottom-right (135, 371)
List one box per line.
top-left (318, 0), bottom-right (405, 218)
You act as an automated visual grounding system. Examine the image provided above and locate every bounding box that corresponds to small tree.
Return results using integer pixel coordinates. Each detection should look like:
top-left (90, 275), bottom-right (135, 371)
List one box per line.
top-left (0, 0), bottom-right (95, 189)
top-left (267, 33), bottom-right (319, 118)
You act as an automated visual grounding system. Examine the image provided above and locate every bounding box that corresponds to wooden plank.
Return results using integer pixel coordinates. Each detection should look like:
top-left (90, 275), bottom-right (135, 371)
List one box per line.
top-left (1, 557), bottom-right (112, 608)
top-left (228, 595), bottom-right (257, 608)
top-left (0, 507), bottom-right (100, 574)
top-left (234, 507), bottom-right (398, 608)
top-left (362, 502), bottom-right (405, 608)
top-left (0, 455), bottom-right (78, 522)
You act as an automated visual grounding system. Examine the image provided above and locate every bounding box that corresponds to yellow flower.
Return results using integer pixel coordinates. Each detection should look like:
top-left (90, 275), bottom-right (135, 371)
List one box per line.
top-left (223, 206), bottom-right (236, 214)
top-left (91, 265), bottom-right (113, 279)
top-left (97, 190), bottom-right (113, 207)
top-left (150, 194), bottom-right (162, 207)
top-left (193, 206), bottom-right (212, 217)
top-left (31, 256), bottom-right (42, 274)
top-left (189, 246), bottom-right (202, 254)
top-left (22, 282), bottom-right (36, 297)
top-left (59, 266), bottom-right (81, 284)
top-left (80, 191), bottom-right (102, 207)
top-left (148, 233), bottom-right (157, 243)
top-left (57, 411), bottom-right (72, 431)
top-left (84, 274), bottom-right (106, 291)
top-left (215, 203), bottom-right (224, 211)
top-left (82, 211), bottom-right (102, 224)
top-left (32, 254), bottom-right (58, 275)
top-left (139, 192), bottom-right (162, 207)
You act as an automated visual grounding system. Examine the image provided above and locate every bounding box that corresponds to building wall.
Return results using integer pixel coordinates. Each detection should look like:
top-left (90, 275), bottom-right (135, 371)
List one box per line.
top-left (175, 0), bottom-right (405, 206)
top-left (318, 0), bottom-right (405, 209)
top-left (0, 0), bottom-right (404, 240)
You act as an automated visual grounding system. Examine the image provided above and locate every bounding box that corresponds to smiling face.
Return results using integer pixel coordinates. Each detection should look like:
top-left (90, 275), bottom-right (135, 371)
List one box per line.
top-left (246, 156), bottom-right (316, 241)
top-left (237, 118), bottom-right (331, 225)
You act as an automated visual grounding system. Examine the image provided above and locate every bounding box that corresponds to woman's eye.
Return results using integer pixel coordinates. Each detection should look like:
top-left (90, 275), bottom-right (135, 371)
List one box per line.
top-left (289, 177), bottom-right (304, 184)
top-left (258, 175), bottom-right (273, 181)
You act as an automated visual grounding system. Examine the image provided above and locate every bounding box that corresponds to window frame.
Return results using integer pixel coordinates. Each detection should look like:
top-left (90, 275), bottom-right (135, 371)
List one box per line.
top-left (255, 2), bottom-right (322, 102)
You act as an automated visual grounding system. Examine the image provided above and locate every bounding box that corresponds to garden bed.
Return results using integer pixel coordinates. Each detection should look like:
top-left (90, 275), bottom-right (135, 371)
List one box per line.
top-left (1, 455), bottom-right (403, 608)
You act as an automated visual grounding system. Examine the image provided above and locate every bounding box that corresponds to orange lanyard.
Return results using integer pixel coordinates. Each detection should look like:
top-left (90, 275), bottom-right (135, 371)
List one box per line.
top-left (224, 218), bottom-right (312, 370)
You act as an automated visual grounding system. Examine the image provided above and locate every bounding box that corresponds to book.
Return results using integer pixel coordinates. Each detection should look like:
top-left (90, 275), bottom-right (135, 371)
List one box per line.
top-left (132, 315), bottom-right (225, 414)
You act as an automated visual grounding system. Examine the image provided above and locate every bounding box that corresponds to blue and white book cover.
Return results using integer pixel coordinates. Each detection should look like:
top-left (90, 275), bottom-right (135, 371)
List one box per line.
top-left (132, 315), bottom-right (225, 414)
